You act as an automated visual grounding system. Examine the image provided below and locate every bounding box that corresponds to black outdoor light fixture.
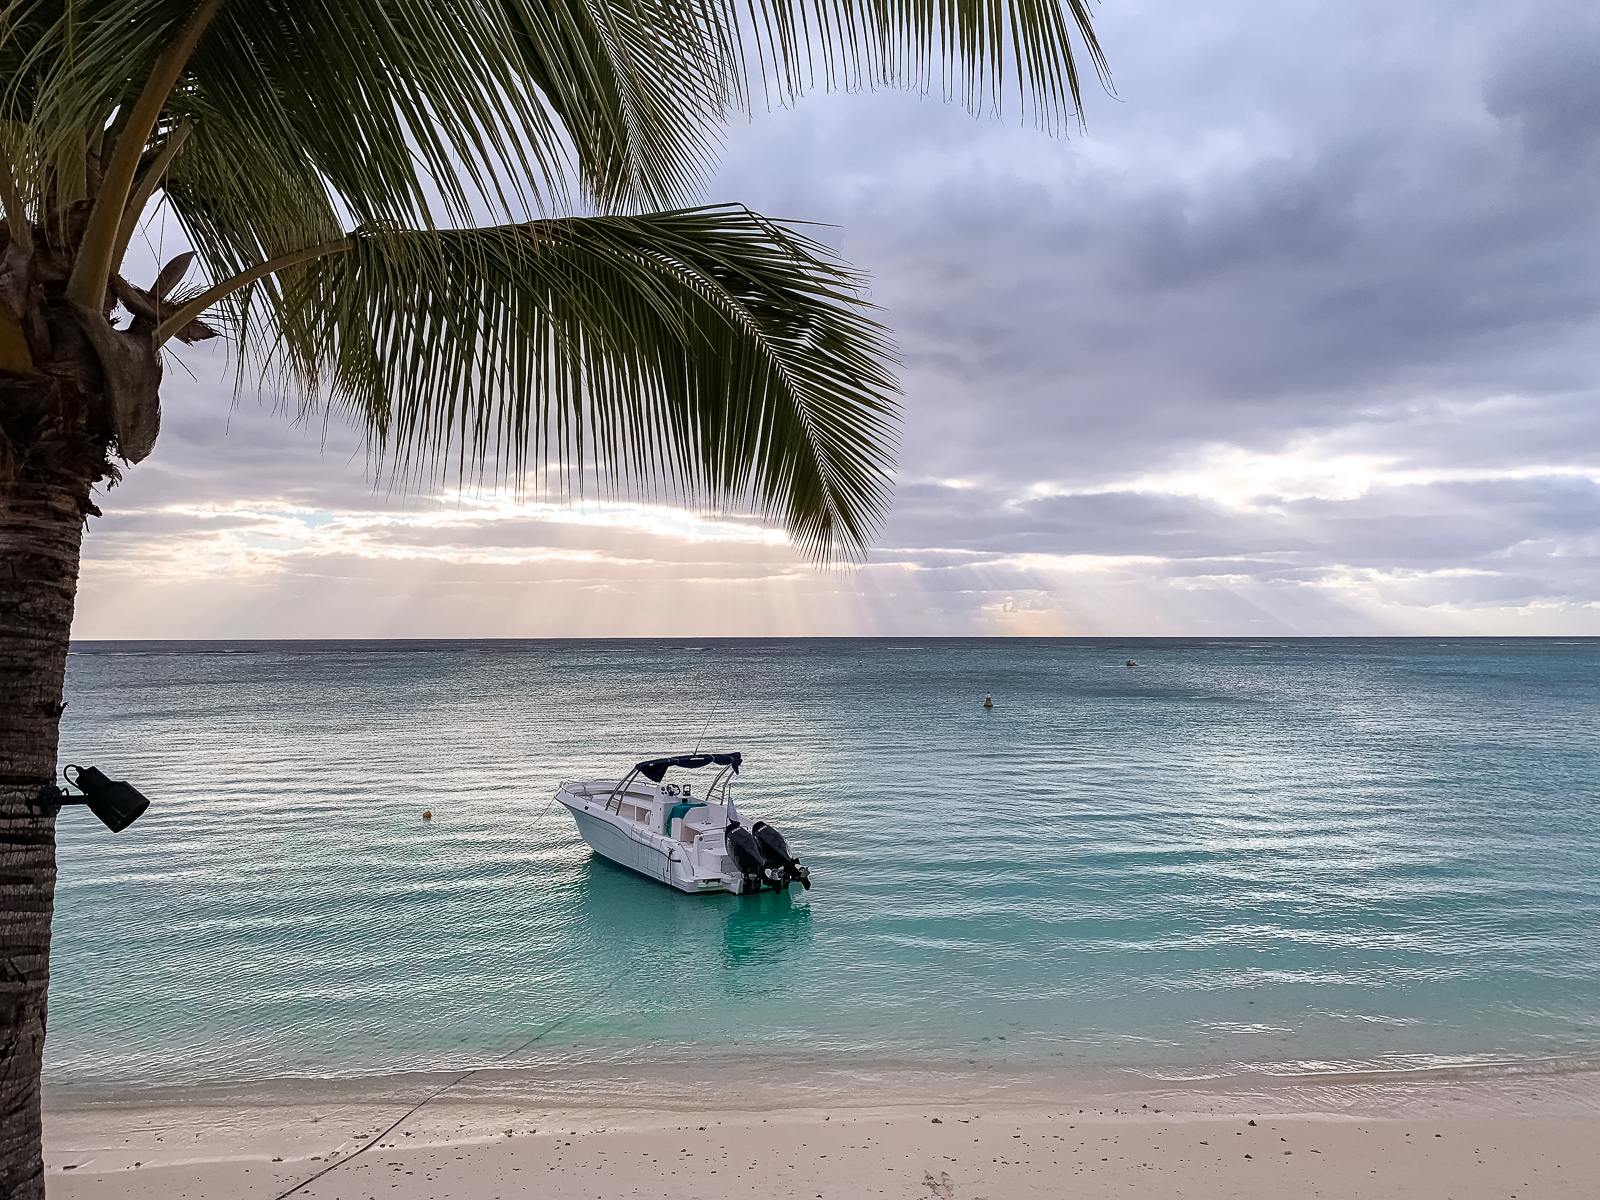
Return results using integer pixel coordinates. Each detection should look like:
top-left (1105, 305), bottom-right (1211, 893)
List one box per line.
top-left (43, 765), bottom-right (152, 832)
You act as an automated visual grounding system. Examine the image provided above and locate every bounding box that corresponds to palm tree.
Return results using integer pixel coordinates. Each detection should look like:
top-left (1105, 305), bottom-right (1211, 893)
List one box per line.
top-left (0, 0), bottom-right (1102, 1191)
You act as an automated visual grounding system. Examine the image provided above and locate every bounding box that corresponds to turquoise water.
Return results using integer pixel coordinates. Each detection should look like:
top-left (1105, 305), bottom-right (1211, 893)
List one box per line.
top-left (48, 638), bottom-right (1600, 1094)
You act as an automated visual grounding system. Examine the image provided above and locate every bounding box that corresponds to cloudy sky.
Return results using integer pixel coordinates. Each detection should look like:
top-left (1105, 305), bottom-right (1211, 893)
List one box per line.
top-left (75, 0), bottom-right (1600, 638)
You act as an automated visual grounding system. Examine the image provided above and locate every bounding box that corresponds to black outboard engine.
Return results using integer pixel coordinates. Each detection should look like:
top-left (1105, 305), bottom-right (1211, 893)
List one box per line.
top-left (751, 820), bottom-right (812, 890)
top-left (725, 823), bottom-right (771, 893)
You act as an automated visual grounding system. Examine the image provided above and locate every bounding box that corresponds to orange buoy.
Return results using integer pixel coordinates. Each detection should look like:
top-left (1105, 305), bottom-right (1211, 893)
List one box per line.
top-left (422, 810), bottom-right (433, 821)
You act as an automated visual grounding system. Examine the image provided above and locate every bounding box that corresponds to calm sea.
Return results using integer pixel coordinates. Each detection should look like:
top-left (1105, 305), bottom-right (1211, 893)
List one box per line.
top-left (47, 638), bottom-right (1600, 1100)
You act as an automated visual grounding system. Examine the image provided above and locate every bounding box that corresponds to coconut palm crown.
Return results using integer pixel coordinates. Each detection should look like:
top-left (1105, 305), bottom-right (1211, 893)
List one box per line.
top-left (0, 0), bottom-right (1103, 1193)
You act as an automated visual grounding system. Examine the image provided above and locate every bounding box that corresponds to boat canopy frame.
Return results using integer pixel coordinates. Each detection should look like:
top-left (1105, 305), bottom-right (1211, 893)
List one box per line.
top-left (604, 752), bottom-right (742, 813)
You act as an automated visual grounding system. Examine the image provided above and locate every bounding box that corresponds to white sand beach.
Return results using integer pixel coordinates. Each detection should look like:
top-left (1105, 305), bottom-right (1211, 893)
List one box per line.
top-left (44, 1070), bottom-right (1600, 1198)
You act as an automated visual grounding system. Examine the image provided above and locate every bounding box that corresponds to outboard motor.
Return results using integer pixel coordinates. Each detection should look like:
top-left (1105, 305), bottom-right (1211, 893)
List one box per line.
top-left (751, 820), bottom-right (812, 890)
top-left (724, 823), bottom-right (771, 893)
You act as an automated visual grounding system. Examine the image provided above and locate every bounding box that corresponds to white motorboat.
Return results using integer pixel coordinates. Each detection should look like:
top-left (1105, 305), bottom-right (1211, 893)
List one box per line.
top-left (555, 752), bottom-right (811, 894)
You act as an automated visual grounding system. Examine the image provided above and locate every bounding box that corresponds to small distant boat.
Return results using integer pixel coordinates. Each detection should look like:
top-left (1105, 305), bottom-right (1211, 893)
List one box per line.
top-left (554, 752), bottom-right (811, 895)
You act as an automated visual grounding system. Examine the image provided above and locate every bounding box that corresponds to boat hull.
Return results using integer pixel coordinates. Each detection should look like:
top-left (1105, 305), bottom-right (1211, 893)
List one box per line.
top-left (558, 794), bottom-right (738, 893)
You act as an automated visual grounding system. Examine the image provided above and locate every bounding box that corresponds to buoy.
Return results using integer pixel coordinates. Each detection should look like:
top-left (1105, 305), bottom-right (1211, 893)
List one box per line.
top-left (983, 693), bottom-right (993, 709)
top-left (422, 810), bottom-right (432, 821)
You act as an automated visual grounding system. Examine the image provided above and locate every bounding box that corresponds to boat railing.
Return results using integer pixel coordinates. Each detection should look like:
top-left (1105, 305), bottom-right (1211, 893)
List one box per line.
top-left (706, 763), bottom-right (735, 804)
top-left (604, 768), bottom-right (643, 814)
top-left (604, 757), bottom-right (738, 813)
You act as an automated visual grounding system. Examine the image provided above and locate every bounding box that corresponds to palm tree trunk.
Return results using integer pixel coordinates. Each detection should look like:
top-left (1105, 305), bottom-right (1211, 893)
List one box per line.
top-left (1, 185), bottom-right (159, 1187)
top-left (0, 410), bottom-right (90, 1200)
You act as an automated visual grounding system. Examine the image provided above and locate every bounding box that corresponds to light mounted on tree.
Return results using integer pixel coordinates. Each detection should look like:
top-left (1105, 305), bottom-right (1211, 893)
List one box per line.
top-left (52, 765), bottom-right (151, 833)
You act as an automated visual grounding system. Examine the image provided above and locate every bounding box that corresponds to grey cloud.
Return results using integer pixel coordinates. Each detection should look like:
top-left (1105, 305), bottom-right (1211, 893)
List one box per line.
top-left (1119, 152), bottom-right (1367, 289)
top-left (1484, 11), bottom-right (1600, 167)
top-left (872, 468), bottom-right (1600, 616)
top-left (706, 0), bottom-right (1600, 489)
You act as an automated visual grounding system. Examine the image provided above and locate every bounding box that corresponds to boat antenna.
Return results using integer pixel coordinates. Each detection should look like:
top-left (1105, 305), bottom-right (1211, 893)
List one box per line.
top-left (692, 709), bottom-right (715, 754)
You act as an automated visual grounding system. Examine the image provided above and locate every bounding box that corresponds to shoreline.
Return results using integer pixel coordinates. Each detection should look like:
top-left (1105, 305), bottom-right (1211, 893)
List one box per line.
top-left (44, 1062), bottom-right (1600, 1198)
top-left (44, 1045), bottom-right (1600, 1113)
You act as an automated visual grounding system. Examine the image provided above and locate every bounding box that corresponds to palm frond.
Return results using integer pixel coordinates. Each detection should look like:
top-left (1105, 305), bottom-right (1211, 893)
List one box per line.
top-left (10, 0), bottom-right (1103, 227)
top-left (8, 0), bottom-right (729, 220)
top-left (224, 206), bottom-right (898, 560)
top-left (719, 0), bottom-right (1107, 131)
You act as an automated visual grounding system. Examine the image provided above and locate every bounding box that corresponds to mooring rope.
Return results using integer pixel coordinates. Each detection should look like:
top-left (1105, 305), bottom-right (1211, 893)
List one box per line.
top-left (271, 1011), bottom-right (575, 1200)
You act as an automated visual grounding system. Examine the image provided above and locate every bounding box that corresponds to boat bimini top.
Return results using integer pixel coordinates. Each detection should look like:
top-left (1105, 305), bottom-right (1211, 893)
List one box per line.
top-left (634, 752), bottom-right (741, 782)
top-left (604, 751), bottom-right (741, 813)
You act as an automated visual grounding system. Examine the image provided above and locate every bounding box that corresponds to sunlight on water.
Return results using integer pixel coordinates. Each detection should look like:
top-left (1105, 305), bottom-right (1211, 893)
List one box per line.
top-left (48, 638), bottom-right (1600, 1092)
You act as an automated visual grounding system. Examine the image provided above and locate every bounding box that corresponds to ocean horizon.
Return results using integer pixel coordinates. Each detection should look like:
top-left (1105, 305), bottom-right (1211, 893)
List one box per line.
top-left (47, 637), bottom-right (1600, 1107)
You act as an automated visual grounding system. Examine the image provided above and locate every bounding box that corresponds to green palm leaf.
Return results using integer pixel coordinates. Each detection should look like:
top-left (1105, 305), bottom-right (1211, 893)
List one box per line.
top-left (238, 207), bottom-right (898, 560)
top-left (10, 0), bottom-right (1103, 219)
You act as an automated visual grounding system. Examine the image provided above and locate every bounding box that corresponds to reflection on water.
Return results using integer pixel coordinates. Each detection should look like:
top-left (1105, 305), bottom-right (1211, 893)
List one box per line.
top-left (46, 637), bottom-right (1600, 1091)
top-left (720, 886), bottom-right (813, 971)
